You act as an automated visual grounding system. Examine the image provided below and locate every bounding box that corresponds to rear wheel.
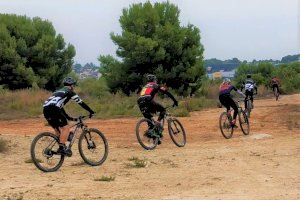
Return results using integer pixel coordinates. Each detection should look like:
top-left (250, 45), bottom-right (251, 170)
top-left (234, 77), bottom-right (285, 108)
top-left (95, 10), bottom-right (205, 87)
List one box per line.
top-left (239, 111), bottom-right (250, 135)
top-left (168, 118), bottom-right (186, 147)
top-left (78, 128), bottom-right (108, 166)
top-left (219, 112), bottom-right (233, 139)
top-left (136, 118), bottom-right (158, 150)
top-left (30, 132), bottom-right (64, 172)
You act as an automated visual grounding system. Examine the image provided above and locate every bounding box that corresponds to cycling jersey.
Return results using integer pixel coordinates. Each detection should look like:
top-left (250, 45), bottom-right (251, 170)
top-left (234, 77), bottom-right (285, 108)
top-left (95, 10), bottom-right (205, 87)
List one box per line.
top-left (219, 83), bottom-right (238, 96)
top-left (243, 78), bottom-right (256, 92)
top-left (271, 77), bottom-right (280, 85)
top-left (139, 82), bottom-right (168, 100)
top-left (43, 87), bottom-right (82, 108)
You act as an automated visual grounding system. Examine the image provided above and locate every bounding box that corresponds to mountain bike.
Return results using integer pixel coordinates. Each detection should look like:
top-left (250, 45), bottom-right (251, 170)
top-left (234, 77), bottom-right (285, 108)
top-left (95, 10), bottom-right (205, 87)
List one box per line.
top-left (244, 95), bottom-right (255, 118)
top-left (219, 100), bottom-right (250, 139)
top-left (135, 106), bottom-right (186, 150)
top-left (30, 115), bottom-right (108, 172)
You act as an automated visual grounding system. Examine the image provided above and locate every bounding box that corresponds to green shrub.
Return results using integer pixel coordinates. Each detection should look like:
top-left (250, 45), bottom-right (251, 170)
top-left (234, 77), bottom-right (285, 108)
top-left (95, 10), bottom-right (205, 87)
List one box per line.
top-left (94, 175), bottom-right (115, 182)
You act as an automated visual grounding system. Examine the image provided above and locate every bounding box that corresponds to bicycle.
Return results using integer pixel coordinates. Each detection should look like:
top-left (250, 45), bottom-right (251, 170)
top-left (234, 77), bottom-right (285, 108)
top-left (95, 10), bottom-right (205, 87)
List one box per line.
top-left (135, 106), bottom-right (186, 150)
top-left (219, 100), bottom-right (250, 139)
top-left (30, 115), bottom-right (109, 172)
top-left (244, 94), bottom-right (255, 118)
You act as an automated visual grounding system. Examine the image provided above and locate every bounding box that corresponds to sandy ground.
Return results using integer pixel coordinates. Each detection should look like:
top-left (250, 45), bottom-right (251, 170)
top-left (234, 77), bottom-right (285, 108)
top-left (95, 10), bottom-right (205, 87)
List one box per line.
top-left (0, 94), bottom-right (299, 200)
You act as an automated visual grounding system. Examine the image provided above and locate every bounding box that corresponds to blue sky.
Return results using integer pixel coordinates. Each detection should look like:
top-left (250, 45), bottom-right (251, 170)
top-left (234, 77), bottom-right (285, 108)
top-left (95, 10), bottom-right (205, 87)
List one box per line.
top-left (0, 0), bottom-right (299, 64)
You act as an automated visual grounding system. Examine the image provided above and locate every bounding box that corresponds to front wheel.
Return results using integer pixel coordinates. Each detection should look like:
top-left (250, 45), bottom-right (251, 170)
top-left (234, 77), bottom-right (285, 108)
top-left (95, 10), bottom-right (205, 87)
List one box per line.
top-left (30, 132), bottom-right (64, 172)
top-left (168, 118), bottom-right (186, 147)
top-left (78, 128), bottom-right (108, 166)
top-left (219, 112), bottom-right (233, 139)
top-left (136, 118), bottom-right (158, 150)
top-left (239, 111), bottom-right (250, 135)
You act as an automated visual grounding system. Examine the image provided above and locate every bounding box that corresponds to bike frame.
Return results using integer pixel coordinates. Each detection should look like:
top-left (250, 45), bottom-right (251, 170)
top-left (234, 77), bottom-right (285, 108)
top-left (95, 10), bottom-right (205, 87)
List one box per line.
top-left (68, 116), bottom-right (89, 147)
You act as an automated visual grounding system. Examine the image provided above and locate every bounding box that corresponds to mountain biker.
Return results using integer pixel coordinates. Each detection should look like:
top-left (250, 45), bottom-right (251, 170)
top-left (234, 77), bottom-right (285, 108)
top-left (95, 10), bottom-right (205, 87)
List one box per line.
top-left (270, 76), bottom-right (280, 94)
top-left (241, 74), bottom-right (257, 109)
top-left (43, 77), bottom-right (95, 156)
top-left (137, 74), bottom-right (178, 141)
top-left (219, 78), bottom-right (246, 127)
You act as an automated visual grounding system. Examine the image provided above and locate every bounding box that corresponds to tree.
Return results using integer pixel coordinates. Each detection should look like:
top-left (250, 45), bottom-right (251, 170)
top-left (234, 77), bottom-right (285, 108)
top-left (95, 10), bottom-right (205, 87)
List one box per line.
top-left (99, 1), bottom-right (205, 96)
top-left (0, 14), bottom-right (75, 90)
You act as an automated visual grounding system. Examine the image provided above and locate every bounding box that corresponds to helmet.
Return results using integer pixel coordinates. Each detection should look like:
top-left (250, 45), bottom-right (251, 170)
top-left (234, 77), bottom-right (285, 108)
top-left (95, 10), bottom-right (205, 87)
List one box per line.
top-left (224, 78), bottom-right (231, 84)
top-left (247, 74), bottom-right (251, 78)
top-left (146, 74), bottom-right (157, 82)
top-left (63, 77), bottom-right (76, 86)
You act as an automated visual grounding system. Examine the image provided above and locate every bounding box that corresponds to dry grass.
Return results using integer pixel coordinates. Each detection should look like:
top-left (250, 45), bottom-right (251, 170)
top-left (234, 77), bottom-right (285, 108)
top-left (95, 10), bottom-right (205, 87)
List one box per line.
top-left (0, 138), bottom-right (8, 153)
top-left (126, 156), bottom-right (148, 168)
top-left (94, 175), bottom-right (115, 182)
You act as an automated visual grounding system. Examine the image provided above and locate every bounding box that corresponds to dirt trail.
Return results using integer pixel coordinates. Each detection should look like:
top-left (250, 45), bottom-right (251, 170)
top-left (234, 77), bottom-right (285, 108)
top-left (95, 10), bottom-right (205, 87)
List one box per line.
top-left (0, 94), bottom-right (299, 200)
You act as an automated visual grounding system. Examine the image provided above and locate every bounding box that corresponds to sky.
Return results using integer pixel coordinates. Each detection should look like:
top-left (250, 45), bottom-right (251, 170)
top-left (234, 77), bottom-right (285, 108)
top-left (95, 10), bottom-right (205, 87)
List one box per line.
top-left (0, 0), bottom-right (299, 64)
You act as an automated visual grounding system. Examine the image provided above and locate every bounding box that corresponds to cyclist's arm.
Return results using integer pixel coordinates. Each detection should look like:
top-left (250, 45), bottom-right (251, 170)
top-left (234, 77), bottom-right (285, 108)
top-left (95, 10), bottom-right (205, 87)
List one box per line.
top-left (233, 86), bottom-right (246, 98)
top-left (70, 93), bottom-right (95, 114)
top-left (159, 87), bottom-right (178, 105)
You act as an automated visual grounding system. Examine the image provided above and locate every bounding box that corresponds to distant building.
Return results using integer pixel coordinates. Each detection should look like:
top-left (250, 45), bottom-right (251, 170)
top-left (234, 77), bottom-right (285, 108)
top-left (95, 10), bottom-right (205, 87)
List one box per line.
top-left (207, 69), bottom-right (236, 80)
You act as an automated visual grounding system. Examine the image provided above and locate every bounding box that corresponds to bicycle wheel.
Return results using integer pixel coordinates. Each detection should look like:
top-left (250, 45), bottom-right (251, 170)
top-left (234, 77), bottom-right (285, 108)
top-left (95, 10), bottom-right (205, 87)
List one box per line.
top-left (239, 110), bottom-right (250, 135)
top-left (219, 112), bottom-right (233, 139)
top-left (168, 118), bottom-right (186, 147)
top-left (135, 118), bottom-right (158, 150)
top-left (30, 132), bottom-right (64, 172)
top-left (78, 128), bottom-right (108, 166)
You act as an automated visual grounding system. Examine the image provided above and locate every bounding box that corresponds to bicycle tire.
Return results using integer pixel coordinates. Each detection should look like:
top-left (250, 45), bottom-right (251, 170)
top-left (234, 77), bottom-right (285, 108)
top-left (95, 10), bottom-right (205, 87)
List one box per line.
top-left (135, 118), bottom-right (158, 150)
top-left (219, 112), bottom-right (233, 139)
top-left (78, 128), bottom-right (108, 166)
top-left (168, 118), bottom-right (186, 147)
top-left (30, 132), bottom-right (64, 172)
top-left (239, 111), bottom-right (250, 135)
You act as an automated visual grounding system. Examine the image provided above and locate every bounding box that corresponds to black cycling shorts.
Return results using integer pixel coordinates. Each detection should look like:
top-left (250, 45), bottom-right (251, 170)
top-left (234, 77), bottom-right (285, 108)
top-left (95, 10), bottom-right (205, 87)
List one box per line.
top-left (43, 105), bottom-right (68, 130)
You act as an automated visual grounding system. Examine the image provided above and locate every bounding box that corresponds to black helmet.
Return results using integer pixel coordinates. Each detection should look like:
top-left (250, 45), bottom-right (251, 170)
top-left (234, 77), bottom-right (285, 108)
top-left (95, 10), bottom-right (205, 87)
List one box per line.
top-left (247, 74), bottom-right (251, 78)
top-left (63, 77), bottom-right (76, 86)
top-left (146, 74), bottom-right (157, 82)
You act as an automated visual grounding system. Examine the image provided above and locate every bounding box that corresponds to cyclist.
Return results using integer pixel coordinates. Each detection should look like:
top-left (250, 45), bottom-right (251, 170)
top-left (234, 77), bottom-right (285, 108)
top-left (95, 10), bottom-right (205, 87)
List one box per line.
top-left (137, 74), bottom-right (178, 142)
top-left (219, 78), bottom-right (245, 127)
top-left (270, 76), bottom-right (280, 94)
top-left (241, 74), bottom-right (257, 109)
top-left (43, 77), bottom-right (95, 156)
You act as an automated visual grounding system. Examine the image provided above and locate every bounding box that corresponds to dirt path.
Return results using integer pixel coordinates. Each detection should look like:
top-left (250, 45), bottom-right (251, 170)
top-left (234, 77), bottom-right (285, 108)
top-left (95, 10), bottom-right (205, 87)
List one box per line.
top-left (0, 94), bottom-right (299, 200)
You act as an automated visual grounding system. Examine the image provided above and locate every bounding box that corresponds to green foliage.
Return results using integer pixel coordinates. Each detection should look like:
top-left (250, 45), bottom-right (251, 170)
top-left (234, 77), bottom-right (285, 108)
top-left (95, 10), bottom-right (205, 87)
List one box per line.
top-left (99, 1), bottom-right (205, 96)
top-left (0, 14), bottom-right (75, 91)
top-left (94, 176), bottom-right (115, 182)
top-left (234, 62), bottom-right (300, 93)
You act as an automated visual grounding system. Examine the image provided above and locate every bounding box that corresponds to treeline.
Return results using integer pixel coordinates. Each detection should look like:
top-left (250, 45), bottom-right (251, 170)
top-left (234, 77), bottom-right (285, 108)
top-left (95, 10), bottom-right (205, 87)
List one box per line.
top-left (205, 54), bottom-right (300, 72)
top-left (0, 14), bottom-right (75, 91)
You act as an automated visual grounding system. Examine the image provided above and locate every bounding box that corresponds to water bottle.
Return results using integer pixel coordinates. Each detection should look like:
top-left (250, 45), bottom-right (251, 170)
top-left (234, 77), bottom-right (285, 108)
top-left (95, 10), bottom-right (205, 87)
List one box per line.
top-left (68, 131), bottom-right (74, 142)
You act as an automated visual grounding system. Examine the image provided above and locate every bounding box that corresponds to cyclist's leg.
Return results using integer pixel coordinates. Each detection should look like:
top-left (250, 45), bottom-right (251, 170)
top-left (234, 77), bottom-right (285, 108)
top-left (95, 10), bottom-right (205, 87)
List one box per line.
top-left (244, 91), bottom-right (249, 109)
top-left (219, 95), bottom-right (230, 114)
top-left (138, 98), bottom-right (154, 128)
top-left (228, 97), bottom-right (238, 121)
top-left (152, 100), bottom-right (165, 122)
